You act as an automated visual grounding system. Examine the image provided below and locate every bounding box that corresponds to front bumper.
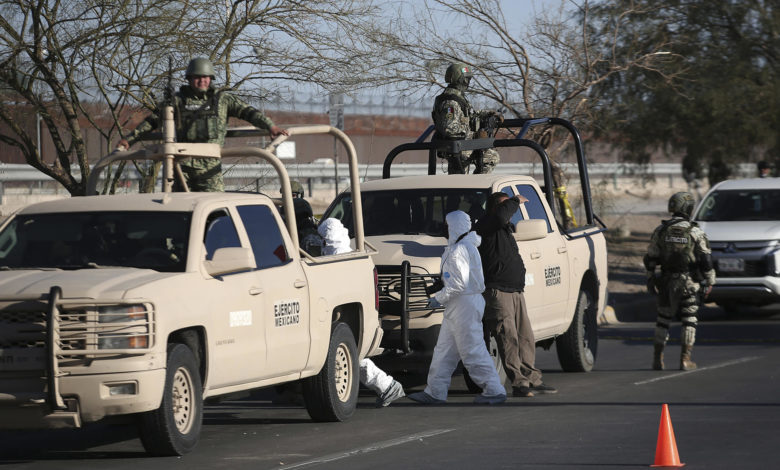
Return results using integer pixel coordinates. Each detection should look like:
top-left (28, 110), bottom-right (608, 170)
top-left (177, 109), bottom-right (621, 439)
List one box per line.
top-left (710, 276), bottom-right (780, 305)
top-left (0, 367), bottom-right (166, 428)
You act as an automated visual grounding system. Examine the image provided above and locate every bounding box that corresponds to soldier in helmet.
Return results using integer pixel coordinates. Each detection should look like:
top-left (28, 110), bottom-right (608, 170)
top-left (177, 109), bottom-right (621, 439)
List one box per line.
top-left (118, 57), bottom-right (289, 192)
top-left (644, 192), bottom-right (716, 371)
top-left (431, 62), bottom-right (501, 174)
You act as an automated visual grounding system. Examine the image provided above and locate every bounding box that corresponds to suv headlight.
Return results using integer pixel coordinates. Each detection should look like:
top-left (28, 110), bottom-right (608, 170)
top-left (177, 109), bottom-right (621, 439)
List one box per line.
top-left (97, 304), bottom-right (151, 349)
top-left (771, 249), bottom-right (780, 276)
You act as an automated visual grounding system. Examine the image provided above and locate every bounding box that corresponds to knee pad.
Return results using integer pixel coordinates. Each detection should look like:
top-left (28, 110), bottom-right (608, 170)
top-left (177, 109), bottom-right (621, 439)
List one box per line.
top-left (681, 325), bottom-right (696, 346)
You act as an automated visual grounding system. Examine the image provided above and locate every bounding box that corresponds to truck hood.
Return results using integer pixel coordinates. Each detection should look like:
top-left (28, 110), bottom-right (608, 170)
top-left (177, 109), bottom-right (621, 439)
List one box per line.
top-left (697, 221), bottom-right (780, 243)
top-left (0, 268), bottom-right (172, 300)
top-left (368, 234), bottom-right (446, 272)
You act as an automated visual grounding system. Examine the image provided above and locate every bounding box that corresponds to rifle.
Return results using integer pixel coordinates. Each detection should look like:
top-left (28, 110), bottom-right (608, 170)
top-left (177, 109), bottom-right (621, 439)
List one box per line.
top-left (470, 110), bottom-right (503, 173)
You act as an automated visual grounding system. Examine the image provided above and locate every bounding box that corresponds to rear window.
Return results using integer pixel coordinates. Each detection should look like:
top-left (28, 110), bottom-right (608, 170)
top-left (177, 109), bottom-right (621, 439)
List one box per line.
top-left (323, 188), bottom-right (491, 237)
top-left (695, 189), bottom-right (780, 222)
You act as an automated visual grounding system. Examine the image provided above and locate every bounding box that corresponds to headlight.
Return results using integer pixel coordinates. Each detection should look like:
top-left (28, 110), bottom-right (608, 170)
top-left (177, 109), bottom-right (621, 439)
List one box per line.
top-left (771, 249), bottom-right (780, 276)
top-left (97, 304), bottom-right (151, 349)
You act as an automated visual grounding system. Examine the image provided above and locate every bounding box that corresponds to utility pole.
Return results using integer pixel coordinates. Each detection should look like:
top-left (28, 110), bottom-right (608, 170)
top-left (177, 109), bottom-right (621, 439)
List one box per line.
top-left (328, 93), bottom-right (344, 197)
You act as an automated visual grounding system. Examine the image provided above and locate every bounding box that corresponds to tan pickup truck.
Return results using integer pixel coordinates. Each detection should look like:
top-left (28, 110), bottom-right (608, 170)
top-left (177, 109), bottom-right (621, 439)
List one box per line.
top-left (0, 117), bottom-right (380, 455)
top-left (320, 117), bottom-right (608, 378)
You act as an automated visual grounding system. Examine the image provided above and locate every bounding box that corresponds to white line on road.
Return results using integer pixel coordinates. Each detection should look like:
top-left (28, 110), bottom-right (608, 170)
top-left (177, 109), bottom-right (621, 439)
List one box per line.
top-left (272, 428), bottom-right (456, 469)
top-left (634, 356), bottom-right (762, 385)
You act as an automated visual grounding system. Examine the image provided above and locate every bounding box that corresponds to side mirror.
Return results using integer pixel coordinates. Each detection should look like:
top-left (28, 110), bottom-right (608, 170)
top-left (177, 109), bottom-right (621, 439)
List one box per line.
top-left (514, 219), bottom-right (548, 241)
top-left (204, 247), bottom-right (256, 276)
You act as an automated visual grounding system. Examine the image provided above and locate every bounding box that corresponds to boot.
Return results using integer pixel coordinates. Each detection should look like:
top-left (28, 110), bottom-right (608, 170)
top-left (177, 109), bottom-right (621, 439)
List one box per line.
top-left (652, 343), bottom-right (665, 370)
top-left (680, 345), bottom-right (697, 371)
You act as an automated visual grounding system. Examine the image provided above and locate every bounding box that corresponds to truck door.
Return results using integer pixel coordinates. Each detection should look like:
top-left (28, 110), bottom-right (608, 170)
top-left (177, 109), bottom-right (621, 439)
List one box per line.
top-left (202, 208), bottom-right (267, 388)
top-left (515, 184), bottom-right (570, 332)
top-left (236, 204), bottom-right (311, 377)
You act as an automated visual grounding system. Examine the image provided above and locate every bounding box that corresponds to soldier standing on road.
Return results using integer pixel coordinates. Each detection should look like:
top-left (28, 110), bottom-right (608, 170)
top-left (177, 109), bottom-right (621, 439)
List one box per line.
top-left (431, 62), bottom-right (501, 175)
top-left (475, 192), bottom-right (557, 397)
top-left (644, 192), bottom-right (716, 371)
top-left (117, 57), bottom-right (289, 192)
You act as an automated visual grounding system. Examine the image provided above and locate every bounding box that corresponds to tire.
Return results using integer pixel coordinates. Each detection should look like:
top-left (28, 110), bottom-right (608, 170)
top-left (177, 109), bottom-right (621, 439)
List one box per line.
top-left (138, 343), bottom-right (203, 456)
top-left (302, 322), bottom-right (359, 422)
top-left (463, 335), bottom-right (508, 393)
top-left (556, 290), bottom-right (598, 372)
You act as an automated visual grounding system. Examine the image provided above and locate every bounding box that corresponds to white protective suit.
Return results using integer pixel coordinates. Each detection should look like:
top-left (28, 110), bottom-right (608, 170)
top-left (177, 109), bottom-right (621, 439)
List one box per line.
top-left (425, 210), bottom-right (506, 400)
top-left (318, 218), bottom-right (397, 397)
top-left (318, 218), bottom-right (352, 256)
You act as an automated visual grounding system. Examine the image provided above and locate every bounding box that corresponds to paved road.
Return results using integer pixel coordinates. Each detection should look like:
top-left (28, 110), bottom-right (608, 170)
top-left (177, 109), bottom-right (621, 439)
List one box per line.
top-left (2, 312), bottom-right (779, 469)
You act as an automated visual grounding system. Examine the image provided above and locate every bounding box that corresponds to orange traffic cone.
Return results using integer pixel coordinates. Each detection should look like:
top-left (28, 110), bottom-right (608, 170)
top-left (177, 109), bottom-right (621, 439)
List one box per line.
top-left (651, 404), bottom-right (685, 467)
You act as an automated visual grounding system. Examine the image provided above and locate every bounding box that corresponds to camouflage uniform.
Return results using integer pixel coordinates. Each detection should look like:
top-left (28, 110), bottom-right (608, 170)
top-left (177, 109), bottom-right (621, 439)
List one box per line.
top-left (644, 192), bottom-right (715, 371)
top-left (127, 77), bottom-right (277, 192)
top-left (431, 64), bottom-right (500, 174)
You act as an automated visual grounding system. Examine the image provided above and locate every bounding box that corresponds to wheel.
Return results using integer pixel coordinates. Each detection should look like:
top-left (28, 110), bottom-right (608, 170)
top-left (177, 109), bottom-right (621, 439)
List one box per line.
top-left (463, 335), bottom-right (508, 393)
top-left (138, 343), bottom-right (203, 456)
top-left (302, 322), bottom-right (359, 422)
top-left (556, 290), bottom-right (598, 372)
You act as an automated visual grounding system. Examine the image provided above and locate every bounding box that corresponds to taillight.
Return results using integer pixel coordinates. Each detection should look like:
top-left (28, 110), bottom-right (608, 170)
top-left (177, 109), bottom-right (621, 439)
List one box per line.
top-left (373, 266), bottom-right (379, 310)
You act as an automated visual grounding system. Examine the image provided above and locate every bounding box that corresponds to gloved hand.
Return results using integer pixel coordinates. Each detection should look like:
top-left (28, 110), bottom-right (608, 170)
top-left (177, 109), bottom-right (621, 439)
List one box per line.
top-left (427, 297), bottom-right (442, 309)
top-left (646, 277), bottom-right (657, 296)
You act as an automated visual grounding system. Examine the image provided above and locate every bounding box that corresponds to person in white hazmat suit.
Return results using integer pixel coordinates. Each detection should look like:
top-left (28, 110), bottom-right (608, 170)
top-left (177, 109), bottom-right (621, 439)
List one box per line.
top-left (318, 218), bottom-right (406, 407)
top-left (407, 211), bottom-right (507, 405)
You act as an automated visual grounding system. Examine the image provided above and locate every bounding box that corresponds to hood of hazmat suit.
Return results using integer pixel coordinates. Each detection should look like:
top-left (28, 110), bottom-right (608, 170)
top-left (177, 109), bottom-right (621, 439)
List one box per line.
top-left (435, 210), bottom-right (485, 305)
top-left (318, 218), bottom-right (351, 255)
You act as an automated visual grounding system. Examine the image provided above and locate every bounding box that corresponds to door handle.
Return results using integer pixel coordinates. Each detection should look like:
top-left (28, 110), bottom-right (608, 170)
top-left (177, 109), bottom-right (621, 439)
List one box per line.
top-left (249, 287), bottom-right (263, 295)
top-left (530, 252), bottom-right (541, 260)
top-left (557, 246), bottom-right (568, 254)
top-left (294, 279), bottom-right (307, 288)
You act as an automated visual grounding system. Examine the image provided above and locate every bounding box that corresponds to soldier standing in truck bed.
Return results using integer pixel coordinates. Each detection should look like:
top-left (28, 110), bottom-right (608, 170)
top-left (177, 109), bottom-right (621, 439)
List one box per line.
top-left (118, 57), bottom-right (288, 192)
top-left (431, 62), bottom-right (501, 175)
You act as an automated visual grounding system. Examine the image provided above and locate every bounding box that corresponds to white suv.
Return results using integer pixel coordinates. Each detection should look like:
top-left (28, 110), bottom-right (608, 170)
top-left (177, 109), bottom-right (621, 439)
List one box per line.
top-left (693, 177), bottom-right (780, 312)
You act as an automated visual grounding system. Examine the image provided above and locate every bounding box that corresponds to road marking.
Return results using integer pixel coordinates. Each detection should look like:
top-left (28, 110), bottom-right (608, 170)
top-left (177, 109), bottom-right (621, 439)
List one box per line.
top-left (274, 428), bottom-right (456, 469)
top-left (634, 356), bottom-right (762, 385)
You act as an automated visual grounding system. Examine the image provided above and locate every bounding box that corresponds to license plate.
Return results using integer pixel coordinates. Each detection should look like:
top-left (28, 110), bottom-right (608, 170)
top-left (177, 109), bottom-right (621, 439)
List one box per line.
top-left (0, 349), bottom-right (46, 371)
top-left (718, 258), bottom-right (744, 272)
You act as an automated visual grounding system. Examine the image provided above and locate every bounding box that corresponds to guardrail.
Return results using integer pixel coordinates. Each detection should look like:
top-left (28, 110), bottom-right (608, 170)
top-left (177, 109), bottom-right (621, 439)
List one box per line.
top-left (0, 161), bottom-right (758, 184)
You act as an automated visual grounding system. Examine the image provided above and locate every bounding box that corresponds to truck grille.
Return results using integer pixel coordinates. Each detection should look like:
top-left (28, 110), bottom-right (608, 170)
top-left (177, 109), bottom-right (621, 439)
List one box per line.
top-left (0, 309), bottom-right (87, 351)
top-left (0, 301), bottom-right (153, 374)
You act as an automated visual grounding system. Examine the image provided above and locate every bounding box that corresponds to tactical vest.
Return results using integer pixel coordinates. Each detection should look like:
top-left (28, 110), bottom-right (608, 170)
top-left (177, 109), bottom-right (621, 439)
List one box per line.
top-left (659, 219), bottom-right (697, 273)
top-left (432, 89), bottom-right (472, 138)
top-left (174, 88), bottom-right (222, 143)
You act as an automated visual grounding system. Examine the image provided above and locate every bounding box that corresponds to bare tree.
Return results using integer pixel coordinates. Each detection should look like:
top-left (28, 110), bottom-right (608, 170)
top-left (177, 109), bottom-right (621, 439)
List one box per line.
top-left (358, 0), bottom-right (685, 225)
top-left (0, 0), bottom-right (377, 195)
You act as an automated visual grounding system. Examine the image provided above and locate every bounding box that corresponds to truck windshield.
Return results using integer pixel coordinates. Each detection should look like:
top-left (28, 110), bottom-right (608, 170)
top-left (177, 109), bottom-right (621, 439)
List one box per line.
top-left (696, 189), bottom-right (780, 222)
top-left (0, 211), bottom-right (191, 272)
top-left (323, 188), bottom-right (490, 237)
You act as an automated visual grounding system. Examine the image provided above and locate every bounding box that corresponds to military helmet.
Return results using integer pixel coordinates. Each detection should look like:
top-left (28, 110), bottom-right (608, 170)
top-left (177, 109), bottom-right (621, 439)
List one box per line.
top-left (668, 191), bottom-right (695, 217)
top-left (445, 62), bottom-right (473, 87)
top-left (282, 180), bottom-right (304, 198)
top-left (185, 58), bottom-right (215, 79)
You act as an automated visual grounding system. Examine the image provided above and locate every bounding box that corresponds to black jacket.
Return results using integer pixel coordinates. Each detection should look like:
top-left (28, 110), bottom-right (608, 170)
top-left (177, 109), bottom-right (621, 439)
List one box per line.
top-left (474, 197), bottom-right (526, 292)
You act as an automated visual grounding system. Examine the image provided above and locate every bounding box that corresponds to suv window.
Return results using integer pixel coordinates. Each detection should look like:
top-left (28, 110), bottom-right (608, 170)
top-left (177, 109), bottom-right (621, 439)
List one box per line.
top-left (516, 184), bottom-right (552, 232)
top-left (237, 205), bottom-right (289, 268)
top-left (325, 188), bottom-right (490, 237)
top-left (696, 189), bottom-right (780, 222)
top-left (204, 210), bottom-right (241, 260)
